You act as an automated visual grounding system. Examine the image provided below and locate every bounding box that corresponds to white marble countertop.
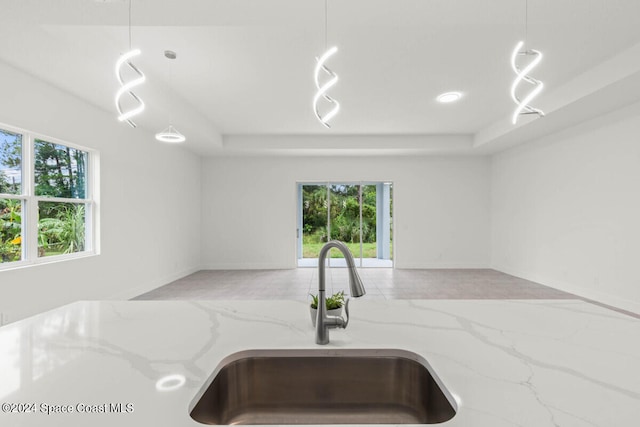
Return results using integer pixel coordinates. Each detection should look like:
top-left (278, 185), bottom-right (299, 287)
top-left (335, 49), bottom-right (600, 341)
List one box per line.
top-left (0, 299), bottom-right (638, 426)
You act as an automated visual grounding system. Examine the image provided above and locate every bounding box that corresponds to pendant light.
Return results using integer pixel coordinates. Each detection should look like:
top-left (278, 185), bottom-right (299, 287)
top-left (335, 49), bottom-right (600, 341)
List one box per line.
top-left (155, 125), bottom-right (185, 143)
top-left (155, 50), bottom-right (186, 143)
top-left (313, 0), bottom-right (340, 128)
top-left (115, 0), bottom-right (145, 128)
top-left (510, 0), bottom-right (544, 124)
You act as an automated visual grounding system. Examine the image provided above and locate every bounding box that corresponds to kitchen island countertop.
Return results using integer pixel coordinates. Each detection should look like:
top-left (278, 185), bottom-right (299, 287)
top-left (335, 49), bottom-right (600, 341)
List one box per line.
top-left (0, 298), bottom-right (638, 426)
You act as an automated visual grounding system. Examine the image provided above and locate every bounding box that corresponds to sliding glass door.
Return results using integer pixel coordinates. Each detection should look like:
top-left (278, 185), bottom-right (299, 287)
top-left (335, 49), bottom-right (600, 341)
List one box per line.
top-left (297, 182), bottom-right (393, 268)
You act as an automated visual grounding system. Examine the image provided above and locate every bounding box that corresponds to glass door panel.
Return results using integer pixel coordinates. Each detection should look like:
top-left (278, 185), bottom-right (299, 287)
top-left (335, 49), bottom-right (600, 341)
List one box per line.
top-left (370, 182), bottom-right (393, 267)
top-left (301, 184), bottom-right (328, 261)
top-left (328, 184), bottom-right (361, 266)
top-left (361, 184), bottom-right (377, 264)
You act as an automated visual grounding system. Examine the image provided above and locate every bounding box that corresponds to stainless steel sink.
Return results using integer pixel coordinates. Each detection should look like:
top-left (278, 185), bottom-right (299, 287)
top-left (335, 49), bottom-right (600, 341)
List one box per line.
top-left (190, 349), bottom-right (456, 425)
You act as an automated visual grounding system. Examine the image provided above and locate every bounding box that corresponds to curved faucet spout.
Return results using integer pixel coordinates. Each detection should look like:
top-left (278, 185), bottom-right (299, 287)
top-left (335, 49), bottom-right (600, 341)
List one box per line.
top-left (316, 241), bottom-right (366, 345)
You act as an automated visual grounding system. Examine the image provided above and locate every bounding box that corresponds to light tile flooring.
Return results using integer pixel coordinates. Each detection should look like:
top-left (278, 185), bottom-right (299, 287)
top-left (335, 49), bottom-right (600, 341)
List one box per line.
top-left (133, 268), bottom-right (639, 318)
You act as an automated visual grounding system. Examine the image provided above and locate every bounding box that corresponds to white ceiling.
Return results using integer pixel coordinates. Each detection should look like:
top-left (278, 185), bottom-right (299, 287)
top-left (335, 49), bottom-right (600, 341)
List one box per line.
top-left (2, 0), bottom-right (640, 155)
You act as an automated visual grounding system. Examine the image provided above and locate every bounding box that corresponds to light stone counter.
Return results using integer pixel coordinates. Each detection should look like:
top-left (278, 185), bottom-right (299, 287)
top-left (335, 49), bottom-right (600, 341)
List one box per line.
top-left (0, 299), bottom-right (638, 426)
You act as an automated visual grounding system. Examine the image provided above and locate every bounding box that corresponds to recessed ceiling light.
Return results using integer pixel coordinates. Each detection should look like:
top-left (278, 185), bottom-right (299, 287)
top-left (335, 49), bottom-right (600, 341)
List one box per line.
top-left (436, 92), bottom-right (463, 103)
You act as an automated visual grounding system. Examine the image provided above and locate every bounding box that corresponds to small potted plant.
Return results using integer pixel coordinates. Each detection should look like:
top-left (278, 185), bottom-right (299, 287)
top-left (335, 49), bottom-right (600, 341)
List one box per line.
top-left (309, 291), bottom-right (345, 327)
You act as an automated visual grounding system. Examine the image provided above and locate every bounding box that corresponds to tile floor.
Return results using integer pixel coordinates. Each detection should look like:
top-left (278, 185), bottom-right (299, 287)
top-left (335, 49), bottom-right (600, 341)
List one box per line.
top-left (134, 268), bottom-right (571, 301)
top-left (134, 268), bottom-right (639, 319)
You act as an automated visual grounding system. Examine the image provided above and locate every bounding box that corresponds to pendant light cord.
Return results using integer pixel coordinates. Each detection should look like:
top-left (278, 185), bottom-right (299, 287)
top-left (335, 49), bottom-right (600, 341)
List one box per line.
top-left (324, 0), bottom-right (328, 50)
top-left (169, 55), bottom-right (173, 125)
top-left (524, 0), bottom-right (528, 49)
top-left (128, 0), bottom-right (132, 49)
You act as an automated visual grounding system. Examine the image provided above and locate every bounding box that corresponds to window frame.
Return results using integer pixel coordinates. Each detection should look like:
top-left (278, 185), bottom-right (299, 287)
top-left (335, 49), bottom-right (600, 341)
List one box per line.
top-left (0, 122), bottom-right (99, 270)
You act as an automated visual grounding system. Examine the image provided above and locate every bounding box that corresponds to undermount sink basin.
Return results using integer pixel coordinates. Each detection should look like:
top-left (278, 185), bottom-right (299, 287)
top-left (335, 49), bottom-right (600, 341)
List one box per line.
top-left (190, 349), bottom-right (456, 425)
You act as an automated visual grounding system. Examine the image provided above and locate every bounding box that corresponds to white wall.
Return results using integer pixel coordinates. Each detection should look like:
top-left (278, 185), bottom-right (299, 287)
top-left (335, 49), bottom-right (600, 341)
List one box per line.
top-left (201, 155), bottom-right (490, 269)
top-left (491, 103), bottom-right (640, 314)
top-left (0, 62), bottom-right (202, 322)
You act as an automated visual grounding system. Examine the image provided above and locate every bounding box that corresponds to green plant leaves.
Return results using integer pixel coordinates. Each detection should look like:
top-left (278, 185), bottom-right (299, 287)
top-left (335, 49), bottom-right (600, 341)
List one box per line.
top-left (309, 290), bottom-right (345, 309)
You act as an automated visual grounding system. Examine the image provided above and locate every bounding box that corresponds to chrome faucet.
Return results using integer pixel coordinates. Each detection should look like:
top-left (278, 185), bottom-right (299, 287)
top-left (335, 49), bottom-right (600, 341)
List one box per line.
top-left (316, 241), bottom-right (366, 345)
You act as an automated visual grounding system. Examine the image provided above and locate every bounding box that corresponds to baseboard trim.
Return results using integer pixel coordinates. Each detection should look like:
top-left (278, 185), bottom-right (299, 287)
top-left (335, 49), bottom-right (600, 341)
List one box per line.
top-left (109, 265), bottom-right (203, 300)
top-left (396, 263), bottom-right (490, 269)
top-left (199, 263), bottom-right (297, 270)
top-left (200, 263), bottom-right (490, 270)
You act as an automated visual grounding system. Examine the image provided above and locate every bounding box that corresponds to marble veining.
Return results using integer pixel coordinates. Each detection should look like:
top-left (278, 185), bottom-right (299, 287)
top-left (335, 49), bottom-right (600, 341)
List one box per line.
top-left (0, 299), bottom-right (638, 426)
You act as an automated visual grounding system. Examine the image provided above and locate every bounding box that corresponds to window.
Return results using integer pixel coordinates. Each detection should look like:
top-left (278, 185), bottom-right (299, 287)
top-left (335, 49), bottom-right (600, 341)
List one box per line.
top-left (0, 124), bottom-right (98, 269)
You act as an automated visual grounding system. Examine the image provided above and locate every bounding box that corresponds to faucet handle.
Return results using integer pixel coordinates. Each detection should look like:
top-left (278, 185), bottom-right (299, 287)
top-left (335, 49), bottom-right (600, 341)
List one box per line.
top-left (342, 298), bottom-right (350, 329)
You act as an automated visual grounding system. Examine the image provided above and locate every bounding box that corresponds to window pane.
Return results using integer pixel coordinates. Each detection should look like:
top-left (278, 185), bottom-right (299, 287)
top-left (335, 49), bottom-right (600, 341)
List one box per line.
top-left (0, 129), bottom-right (22, 195)
top-left (38, 201), bottom-right (86, 257)
top-left (0, 198), bottom-right (23, 263)
top-left (34, 139), bottom-right (88, 199)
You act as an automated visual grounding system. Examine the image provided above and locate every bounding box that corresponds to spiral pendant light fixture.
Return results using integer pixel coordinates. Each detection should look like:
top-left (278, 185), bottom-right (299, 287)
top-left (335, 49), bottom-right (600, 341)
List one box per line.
top-left (510, 0), bottom-right (544, 124)
top-left (314, 46), bottom-right (340, 128)
top-left (313, 0), bottom-right (339, 128)
top-left (115, 49), bottom-right (145, 127)
top-left (510, 42), bottom-right (544, 124)
top-left (115, 0), bottom-right (145, 128)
